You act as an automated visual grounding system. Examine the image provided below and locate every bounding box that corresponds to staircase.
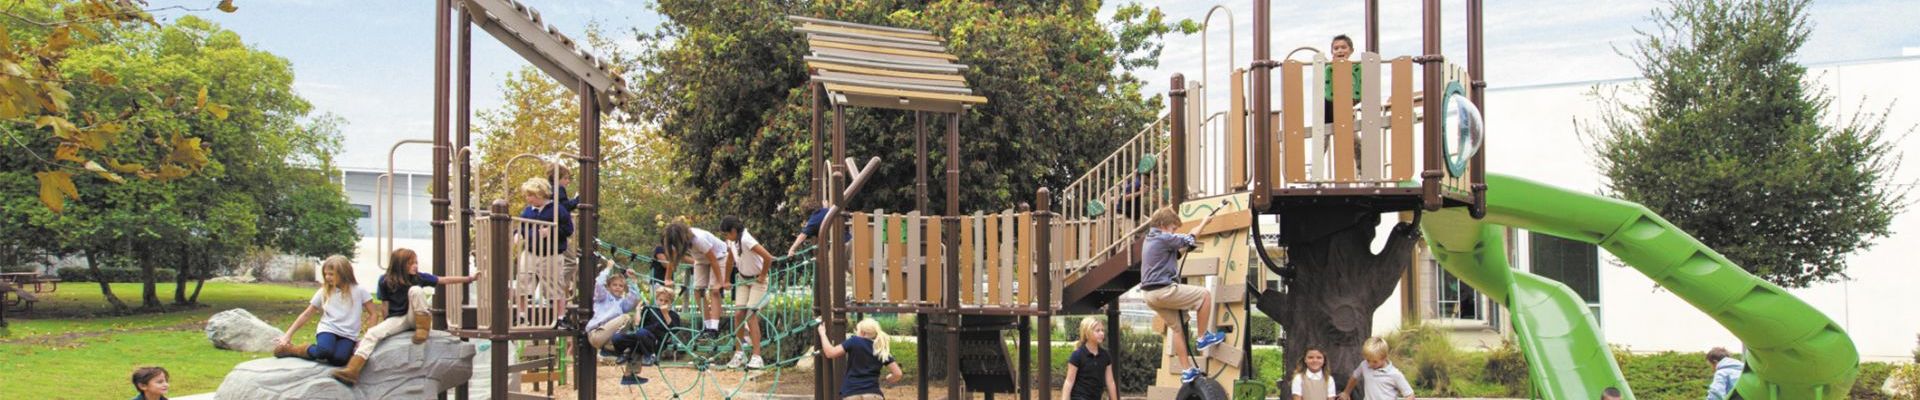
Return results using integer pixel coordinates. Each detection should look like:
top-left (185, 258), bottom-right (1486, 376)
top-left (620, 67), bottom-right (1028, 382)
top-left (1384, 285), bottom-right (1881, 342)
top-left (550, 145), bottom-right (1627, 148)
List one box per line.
top-left (1052, 114), bottom-right (1173, 315)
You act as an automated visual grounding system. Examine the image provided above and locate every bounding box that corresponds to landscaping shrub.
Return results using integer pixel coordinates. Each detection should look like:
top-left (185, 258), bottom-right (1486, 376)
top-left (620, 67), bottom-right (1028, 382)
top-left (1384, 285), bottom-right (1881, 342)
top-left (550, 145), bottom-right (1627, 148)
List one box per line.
top-left (1889, 363), bottom-right (1920, 400)
top-left (55, 267), bottom-right (176, 283)
top-left (291, 260), bottom-right (317, 282)
top-left (759, 294), bottom-right (817, 365)
top-left (1114, 329), bottom-right (1165, 393)
top-left (1850, 362), bottom-right (1896, 400)
top-left (1619, 351), bottom-right (1713, 399)
top-left (1387, 323), bottom-right (1465, 396)
top-left (1, 265), bottom-right (36, 274)
top-left (1246, 312), bottom-right (1280, 346)
top-left (1481, 338), bottom-right (1530, 397)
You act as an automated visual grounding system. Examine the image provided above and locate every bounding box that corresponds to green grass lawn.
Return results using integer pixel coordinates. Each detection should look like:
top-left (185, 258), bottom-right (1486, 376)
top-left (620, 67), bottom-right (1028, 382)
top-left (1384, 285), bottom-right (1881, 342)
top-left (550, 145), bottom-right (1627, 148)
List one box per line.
top-left (0, 282), bottom-right (320, 399)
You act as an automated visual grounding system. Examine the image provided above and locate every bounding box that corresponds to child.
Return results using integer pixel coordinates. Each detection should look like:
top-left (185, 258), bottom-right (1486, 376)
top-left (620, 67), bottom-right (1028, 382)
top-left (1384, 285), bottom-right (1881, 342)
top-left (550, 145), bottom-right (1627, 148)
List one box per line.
top-left (1289, 347), bottom-right (1336, 400)
top-left (661, 222), bottom-right (729, 338)
top-left (720, 216), bottom-right (774, 369)
top-left (787, 199), bottom-right (828, 257)
top-left (818, 318), bottom-right (902, 400)
top-left (1137, 205), bottom-right (1220, 382)
top-left (516, 178), bottom-right (575, 325)
top-left (332, 248), bottom-right (483, 385)
top-left (273, 255), bottom-right (380, 367)
top-left (548, 163), bottom-right (580, 211)
top-left (634, 286), bottom-right (683, 368)
top-left (130, 366), bottom-right (168, 400)
top-left (1062, 318), bottom-right (1119, 400)
top-left (1324, 34), bottom-right (1362, 124)
top-left (649, 245), bottom-right (673, 288)
top-left (1705, 347), bottom-right (1744, 400)
top-left (1601, 386), bottom-right (1623, 400)
top-left (1337, 337), bottom-right (1414, 400)
top-left (587, 262), bottom-right (642, 363)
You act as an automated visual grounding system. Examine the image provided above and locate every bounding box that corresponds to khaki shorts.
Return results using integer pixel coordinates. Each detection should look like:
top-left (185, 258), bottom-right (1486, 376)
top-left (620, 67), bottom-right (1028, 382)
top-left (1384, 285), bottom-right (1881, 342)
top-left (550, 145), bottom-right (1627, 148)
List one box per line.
top-left (733, 280), bottom-right (767, 309)
top-left (689, 255), bottom-right (719, 290)
top-left (1143, 283), bottom-right (1208, 325)
top-left (588, 314), bottom-right (634, 349)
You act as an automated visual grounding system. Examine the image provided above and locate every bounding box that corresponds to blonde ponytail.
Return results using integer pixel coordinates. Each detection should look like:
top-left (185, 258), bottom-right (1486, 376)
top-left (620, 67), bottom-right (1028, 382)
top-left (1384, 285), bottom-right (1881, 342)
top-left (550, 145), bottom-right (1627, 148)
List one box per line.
top-left (857, 319), bottom-right (892, 359)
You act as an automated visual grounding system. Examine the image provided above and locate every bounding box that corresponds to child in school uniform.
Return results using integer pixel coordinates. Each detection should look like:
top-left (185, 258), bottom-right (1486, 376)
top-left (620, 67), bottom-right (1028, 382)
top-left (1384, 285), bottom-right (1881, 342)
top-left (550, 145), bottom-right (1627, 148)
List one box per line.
top-left (274, 255), bottom-right (380, 367)
top-left (1137, 206), bottom-right (1222, 382)
top-left (1338, 337), bottom-right (1415, 400)
top-left (1288, 347), bottom-right (1337, 400)
top-left (331, 248), bottom-right (482, 385)
top-left (720, 216), bottom-right (775, 369)
top-left (661, 222), bottom-right (729, 338)
top-left (818, 318), bottom-right (902, 399)
top-left (1062, 318), bottom-right (1119, 400)
top-left (130, 366), bottom-right (169, 400)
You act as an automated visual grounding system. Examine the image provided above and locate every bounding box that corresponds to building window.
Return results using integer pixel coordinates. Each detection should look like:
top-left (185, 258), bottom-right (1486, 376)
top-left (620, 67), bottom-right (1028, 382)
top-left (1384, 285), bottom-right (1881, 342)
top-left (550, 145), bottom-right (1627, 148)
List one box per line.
top-left (1432, 259), bottom-right (1487, 322)
top-left (353, 204), bottom-right (371, 219)
top-left (1529, 232), bottom-right (1601, 324)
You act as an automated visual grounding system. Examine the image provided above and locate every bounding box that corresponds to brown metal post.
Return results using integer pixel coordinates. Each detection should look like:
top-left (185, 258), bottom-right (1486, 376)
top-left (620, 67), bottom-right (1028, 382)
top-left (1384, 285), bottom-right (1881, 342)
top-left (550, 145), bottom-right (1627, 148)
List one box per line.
top-left (487, 201), bottom-right (512, 400)
top-left (1106, 300), bottom-right (1121, 371)
top-left (827, 103), bottom-right (850, 398)
top-left (812, 83), bottom-right (826, 204)
top-left (453, 6), bottom-right (473, 400)
top-left (1249, 0), bottom-right (1273, 212)
top-left (945, 113), bottom-right (964, 400)
top-left (1169, 74), bottom-right (1188, 205)
top-left (430, 0), bottom-right (450, 340)
top-left (1420, 0), bottom-right (1445, 211)
top-left (1035, 188), bottom-right (1052, 400)
top-left (913, 110), bottom-right (929, 400)
top-left (1365, 0), bottom-right (1381, 53)
top-left (574, 82), bottom-right (601, 399)
top-left (1467, 0), bottom-right (1488, 218)
top-left (810, 82), bottom-right (830, 400)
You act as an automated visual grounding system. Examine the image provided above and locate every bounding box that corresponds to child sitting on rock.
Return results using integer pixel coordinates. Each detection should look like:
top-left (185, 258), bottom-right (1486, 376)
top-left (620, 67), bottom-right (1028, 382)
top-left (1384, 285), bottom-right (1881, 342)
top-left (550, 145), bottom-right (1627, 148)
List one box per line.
top-left (274, 255), bottom-right (379, 367)
top-left (332, 248), bottom-right (483, 386)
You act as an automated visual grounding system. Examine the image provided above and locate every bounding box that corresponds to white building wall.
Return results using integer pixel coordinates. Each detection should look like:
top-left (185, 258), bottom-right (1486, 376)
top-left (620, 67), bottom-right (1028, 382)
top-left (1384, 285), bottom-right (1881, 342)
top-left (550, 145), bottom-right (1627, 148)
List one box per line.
top-left (1479, 56), bottom-right (1920, 362)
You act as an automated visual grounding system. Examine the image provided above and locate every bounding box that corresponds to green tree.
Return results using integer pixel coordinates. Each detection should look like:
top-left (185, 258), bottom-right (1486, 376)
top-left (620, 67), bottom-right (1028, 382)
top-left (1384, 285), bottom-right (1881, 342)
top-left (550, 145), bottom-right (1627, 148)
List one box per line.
top-left (1584, 0), bottom-right (1907, 287)
top-left (630, 0), bottom-right (1183, 243)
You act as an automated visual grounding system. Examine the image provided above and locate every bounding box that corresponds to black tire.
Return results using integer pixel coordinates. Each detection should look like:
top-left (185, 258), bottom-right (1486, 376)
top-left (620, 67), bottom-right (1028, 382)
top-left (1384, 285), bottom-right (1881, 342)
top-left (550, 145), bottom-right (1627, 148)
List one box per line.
top-left (1175, 378), bottom-right (1229, 400)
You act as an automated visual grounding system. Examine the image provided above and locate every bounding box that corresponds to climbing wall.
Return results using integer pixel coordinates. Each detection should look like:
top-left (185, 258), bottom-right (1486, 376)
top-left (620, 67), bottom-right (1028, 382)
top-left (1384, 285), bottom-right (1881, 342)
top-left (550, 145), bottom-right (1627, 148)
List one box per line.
top-left (1148, 192), bottom-right (1262, 399)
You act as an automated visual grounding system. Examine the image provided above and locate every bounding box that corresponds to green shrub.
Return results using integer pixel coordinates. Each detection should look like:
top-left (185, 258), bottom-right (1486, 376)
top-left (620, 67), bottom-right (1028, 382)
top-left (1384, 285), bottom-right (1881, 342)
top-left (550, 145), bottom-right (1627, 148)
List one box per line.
top-left (1113, 329), bottom-right (1165, 393)
top-left (1481, 339), bottom-right (1530, 397)
top-left (1, 265), bottom-right (36, 274)
top-left (1619, 351), bottom-right (1713, 399)
top-left (55, 267), bottom-right (176, 283)
top-left (1246, 312), bottom-right (1280, 346)
top-left (759, 294), bottom-right (817, 365)
top-left (1850, 362), bottom-right (1896, 400)
top-left (1886, 363), bottom-right (1920, 400)
top-left (292, 261), bottom-right (317, 282)
top-left (1387, 323), bottom-right (1465, 396)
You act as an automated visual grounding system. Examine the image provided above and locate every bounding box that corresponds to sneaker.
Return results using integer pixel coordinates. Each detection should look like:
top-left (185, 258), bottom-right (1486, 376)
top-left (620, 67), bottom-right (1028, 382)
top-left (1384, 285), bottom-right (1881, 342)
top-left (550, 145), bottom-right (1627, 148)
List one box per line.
top-left (1180, 367), bottom-right (1204, 383)
top-left (725, 351), bottom-right (747, 369)
top-left (641, 354), bottom-right (659, 366)
top-left (1195, 331), bottom-right (1227, 351)
top-left (599, 348), bottom-right (620, 359)
top-left (745, 355), bottom-right (765, 370)
top-left (620, 374), bottom-right (648, 386)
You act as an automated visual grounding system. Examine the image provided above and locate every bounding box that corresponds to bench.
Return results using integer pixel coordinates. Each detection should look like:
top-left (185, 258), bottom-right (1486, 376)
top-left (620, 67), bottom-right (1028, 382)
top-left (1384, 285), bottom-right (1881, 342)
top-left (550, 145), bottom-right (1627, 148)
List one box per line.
top-left (1, 281), bottom-right (36, 313)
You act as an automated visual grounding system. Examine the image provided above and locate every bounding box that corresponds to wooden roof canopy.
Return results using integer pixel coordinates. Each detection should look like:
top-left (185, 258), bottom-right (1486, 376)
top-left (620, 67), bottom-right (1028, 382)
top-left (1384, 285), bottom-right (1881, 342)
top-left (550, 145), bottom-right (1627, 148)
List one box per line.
top-left (790, 15), bottom-right (988, 113)
top-left (463, 0), bottom-right (631, 111)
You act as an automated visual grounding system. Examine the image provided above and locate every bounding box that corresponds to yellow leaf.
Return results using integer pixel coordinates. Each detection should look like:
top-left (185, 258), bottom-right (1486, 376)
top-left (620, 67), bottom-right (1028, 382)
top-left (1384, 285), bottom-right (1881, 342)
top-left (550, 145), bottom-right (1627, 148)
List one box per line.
top-left (84, 161), bottom-right (124, 184)
top-left (54, 143), bottom-right (83, 162)
top-left (106, 158), bottom-right (143, 173)
top-left (46, 26), bottom-right (73, 53)
top-left (91, 68), bottom-right (118, 85)
top-left (217, 0), bottom-right (238, 13)
top-left (35, 171), bottom-right (77, 213)
top-left (34, 115), bottom-right (60, 129)
top-left (156, 164), bottom-right (190, 180)
top-left (206, 103), bottom-right (230, 120)
top-left (196, 86), bottom-right (208, 108)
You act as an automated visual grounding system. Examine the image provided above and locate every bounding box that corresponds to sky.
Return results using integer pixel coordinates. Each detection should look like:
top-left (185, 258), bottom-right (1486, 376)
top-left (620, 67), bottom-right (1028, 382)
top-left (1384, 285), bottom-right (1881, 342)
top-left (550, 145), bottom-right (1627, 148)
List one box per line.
top-left (155, 0), bottom-right (1920, 172)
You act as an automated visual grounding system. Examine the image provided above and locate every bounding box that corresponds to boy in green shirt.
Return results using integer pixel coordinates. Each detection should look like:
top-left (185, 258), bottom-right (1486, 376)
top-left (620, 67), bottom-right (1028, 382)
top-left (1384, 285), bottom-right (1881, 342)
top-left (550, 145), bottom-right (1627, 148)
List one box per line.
top-left (1324, 34), bottom-right (1362, 124)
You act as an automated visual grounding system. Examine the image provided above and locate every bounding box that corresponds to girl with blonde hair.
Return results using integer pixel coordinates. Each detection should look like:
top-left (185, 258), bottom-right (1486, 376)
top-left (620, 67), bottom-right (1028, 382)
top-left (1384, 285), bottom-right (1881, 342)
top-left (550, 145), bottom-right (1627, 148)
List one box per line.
top-left (274, 255), bottom-right (379, 367)
top-left (817, 318), bottom-right (902, 399)
top-left (1062, 318), bottom-right (1119, 399)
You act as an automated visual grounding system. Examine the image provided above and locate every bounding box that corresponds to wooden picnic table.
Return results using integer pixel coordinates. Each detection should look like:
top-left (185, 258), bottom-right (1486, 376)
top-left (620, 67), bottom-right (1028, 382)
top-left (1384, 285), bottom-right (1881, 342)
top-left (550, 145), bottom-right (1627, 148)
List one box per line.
top-left (0, 272), bottom-right (58, 293)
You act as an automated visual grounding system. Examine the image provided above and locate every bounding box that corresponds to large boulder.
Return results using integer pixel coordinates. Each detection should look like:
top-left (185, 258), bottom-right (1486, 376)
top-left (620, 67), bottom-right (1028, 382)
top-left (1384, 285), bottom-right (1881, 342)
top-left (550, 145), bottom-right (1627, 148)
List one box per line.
top-left (215, 331), bottom-right (475, 399)
top-left (205, 308), bottom-right (283, 352)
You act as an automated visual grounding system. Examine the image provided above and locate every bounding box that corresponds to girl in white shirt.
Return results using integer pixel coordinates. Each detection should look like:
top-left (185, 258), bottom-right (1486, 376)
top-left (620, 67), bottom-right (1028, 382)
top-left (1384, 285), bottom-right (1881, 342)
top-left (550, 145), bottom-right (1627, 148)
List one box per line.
top-left (273, 256), bottom-right (380, 367)
top-left (1291, 347), bottom-right (1337, 400)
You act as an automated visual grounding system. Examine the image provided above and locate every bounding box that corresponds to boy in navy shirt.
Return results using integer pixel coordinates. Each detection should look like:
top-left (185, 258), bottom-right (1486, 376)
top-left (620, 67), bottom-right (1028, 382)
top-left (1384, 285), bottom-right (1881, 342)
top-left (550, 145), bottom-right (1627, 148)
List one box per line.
top-left (1137, 206), bottom-right (1222, 383)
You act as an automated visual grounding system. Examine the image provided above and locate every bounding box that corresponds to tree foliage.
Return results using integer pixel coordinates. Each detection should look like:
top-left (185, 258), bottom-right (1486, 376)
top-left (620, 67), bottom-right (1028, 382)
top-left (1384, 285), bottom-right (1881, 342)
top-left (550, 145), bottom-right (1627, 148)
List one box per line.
top-left (2, 9), bottom-right (356, 310)
top-left (1584, 0), bottom-right (1907, 287)
top-left (630, 0), bottom-right (1185, 241)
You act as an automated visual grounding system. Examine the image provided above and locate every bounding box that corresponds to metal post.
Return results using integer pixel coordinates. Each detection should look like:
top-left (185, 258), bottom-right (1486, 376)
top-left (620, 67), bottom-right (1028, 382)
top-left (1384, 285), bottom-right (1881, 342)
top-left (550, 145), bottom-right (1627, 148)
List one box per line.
top-left (914, 111), bottom-right (929, 400)
top-left (827, 103), bottom-right (851, 398)
top-left (812, 83), bottom-right (826, 204)
top-left (430, 0), bottom-right (450, 347)
top-left (1018, 313), bottom-right (1031, 400)
top-left (1106, 300), bottom-right (1121, 371)
top-left (1365, 0), bottom-right (1381, 53)
top-left (810, 82), bottom-right (830, 400)
top-left (1249, 0), bottom-right (1273, 212)
top-left (487, 201), bottom-right (512, 400)
top-left (572, 82), bottom-right (601, 399)
top-left (1170, 74), bottom-right (1188, 205)
top-left (1035, 188), bottom-right (1053, 400)
top-left (1421, 0), bottom-right (1445, 211)
top-left (453, 6), bottom-right (474, 399)
top-left (945, 113), bottom-right (964, 400)
top-left (1467, 0), bottom-right (1488, 217)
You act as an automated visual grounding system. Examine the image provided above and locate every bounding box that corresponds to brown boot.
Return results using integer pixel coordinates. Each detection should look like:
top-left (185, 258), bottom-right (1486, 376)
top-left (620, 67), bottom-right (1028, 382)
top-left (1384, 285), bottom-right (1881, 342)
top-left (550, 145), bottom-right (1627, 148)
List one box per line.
top-left (331, 355), bottom-right (367, 385)
top-left (273, 343), bottom-right (311, 359)
top-left (412, 312), bottom-right (433, 344)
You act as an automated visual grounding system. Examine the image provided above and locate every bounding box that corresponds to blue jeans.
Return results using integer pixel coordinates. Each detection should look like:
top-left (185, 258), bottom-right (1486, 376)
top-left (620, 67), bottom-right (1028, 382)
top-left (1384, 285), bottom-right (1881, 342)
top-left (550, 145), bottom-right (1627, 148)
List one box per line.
top-left (308, 332), bottom-right (358, 367)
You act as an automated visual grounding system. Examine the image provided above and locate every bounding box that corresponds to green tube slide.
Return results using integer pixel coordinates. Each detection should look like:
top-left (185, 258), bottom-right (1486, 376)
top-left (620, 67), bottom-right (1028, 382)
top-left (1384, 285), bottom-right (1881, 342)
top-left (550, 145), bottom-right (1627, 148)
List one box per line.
top-left (1419, 173), bottom-right (1858, 400)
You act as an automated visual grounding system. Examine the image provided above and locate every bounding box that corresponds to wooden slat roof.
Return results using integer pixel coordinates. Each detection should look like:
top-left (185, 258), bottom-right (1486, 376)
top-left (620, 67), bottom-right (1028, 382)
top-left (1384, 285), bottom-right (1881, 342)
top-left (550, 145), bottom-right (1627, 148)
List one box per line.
top-left (789, 16), bottom-right (986, 113)
top-left (463, 0), bottom-right (631, 111)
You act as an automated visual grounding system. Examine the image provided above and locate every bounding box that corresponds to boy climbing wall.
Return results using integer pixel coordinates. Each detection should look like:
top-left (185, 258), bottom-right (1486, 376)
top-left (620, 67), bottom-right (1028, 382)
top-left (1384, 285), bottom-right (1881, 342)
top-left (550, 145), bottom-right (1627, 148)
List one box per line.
top-left (1137, 206), bottom-right (1224, 383)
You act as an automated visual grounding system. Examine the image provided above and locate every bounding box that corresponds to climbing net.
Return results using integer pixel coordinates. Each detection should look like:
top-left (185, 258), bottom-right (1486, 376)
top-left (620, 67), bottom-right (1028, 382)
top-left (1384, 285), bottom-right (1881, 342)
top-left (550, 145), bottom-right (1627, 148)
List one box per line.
top-left (594, 240), bottom-right (821, 399)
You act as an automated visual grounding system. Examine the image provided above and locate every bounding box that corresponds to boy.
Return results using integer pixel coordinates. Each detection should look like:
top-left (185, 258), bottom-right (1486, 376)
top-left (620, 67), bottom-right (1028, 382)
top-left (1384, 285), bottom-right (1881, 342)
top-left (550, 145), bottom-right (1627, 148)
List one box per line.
top-left (1137, 206), bottom-right (1221, 383)
top-left (635, 286), bottom-right (683, 368)
top-left (587, 262), bottom-right (642, 363)
top-left (662, 222), bottom-right (729, 338)
top-left (1705, 347), bottom-right (1744, 400)
top-left (1601, 386), bottom-right (1623, 400)
top-left (516, 178), bottom-right (574, 326)
top-left (1337, 337), bottom-right (1414, 400)
top-left (1324, 34), bottom-right (1362, 124)
top-left (719, 216), bottom-right (775, 369)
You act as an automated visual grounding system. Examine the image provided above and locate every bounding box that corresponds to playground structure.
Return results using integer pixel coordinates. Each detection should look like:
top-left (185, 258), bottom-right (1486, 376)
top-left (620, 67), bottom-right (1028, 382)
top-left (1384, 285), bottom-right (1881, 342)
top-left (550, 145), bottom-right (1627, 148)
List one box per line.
top-left (389, 0), bottom-right (1862, 399)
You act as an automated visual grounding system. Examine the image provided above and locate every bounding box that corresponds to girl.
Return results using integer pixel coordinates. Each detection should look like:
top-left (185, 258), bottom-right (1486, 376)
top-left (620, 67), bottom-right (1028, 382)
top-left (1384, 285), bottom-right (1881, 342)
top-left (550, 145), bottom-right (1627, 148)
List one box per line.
top-left (1290, 347), bottom-right (1336, 400)
top-left (817, 318), bottom-right (902, 399)
top-left (130, 366), bottom-right (168, 400)
top-left (332, 248), bottom-right (482, 385)
top-left (274, 255), bottom-right (379, 366)
top-left (1062, 318), bottom-right (1119, 400)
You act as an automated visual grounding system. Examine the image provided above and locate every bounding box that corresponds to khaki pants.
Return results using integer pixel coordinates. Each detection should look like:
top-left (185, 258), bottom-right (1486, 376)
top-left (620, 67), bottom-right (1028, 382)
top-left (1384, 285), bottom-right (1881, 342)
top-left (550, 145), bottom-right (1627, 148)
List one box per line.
top-left (1143, 283), bottom-right (1208, 327)
top-left (588, 314), bottom-right (634, 350)
top-left (353, 286), bottom-right (429, 358)
top-left (733, 280), bottom-right (767, 309)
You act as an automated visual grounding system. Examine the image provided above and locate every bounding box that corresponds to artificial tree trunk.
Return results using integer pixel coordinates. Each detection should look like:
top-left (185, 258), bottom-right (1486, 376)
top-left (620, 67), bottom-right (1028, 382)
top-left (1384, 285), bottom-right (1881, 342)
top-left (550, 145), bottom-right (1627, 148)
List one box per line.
top-left (1257, 209), bottom-right (1419, 398)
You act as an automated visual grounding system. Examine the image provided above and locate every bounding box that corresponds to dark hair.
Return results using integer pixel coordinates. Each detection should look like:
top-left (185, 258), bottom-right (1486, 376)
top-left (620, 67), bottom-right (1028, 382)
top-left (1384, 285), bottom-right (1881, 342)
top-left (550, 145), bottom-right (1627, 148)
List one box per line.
top-left (1706, 347), bottom-right (1732, 363)
top-left (1602, 387), bottom-right (1622, 398)
top-left (131, 366), bottom-right (168, 393)
top-left (719, 216), bottom-right (745, 235)
top-left (801, 199), bottom-right (823, 213)
top-left (661, 223), bottom-right (693, 262)
top-left (1332, 34), bottom-right (1353, 47)
top-left (1293, 346), bottom-right (1326, 375)
top-left (383, 248), bottom-right (420, 290)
